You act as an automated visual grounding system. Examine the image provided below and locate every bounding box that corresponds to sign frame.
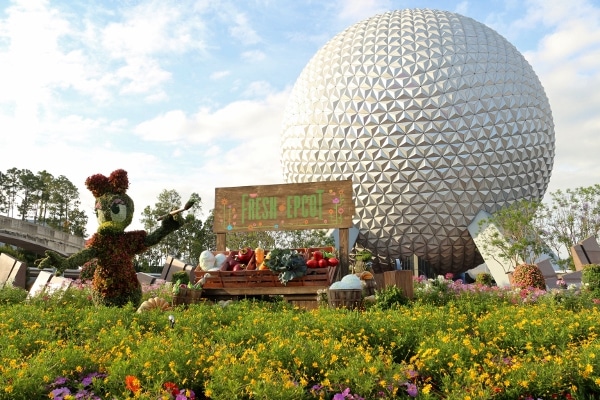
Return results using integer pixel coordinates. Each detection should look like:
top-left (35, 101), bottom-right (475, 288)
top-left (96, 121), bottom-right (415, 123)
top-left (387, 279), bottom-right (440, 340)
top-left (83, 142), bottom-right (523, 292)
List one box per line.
top-left (213, 179), bottom-right (355, 277)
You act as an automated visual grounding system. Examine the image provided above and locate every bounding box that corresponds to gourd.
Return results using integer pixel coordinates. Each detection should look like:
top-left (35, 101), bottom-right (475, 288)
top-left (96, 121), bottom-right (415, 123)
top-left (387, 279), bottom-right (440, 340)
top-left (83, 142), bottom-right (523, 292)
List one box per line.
top-left (255, 246), bottom-right (265, 264)
top-left (136, 297), bottom-right (172, 313)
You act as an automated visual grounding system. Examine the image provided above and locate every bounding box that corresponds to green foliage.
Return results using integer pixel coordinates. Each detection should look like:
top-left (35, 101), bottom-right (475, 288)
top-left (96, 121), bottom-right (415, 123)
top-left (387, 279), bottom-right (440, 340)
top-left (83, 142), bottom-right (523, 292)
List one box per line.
top-left (264, 248), bottom-right (308, 284)
top-left (479, 200), bottom-right (548, 271)
top-left (171, 271), bottom-right (190, 285)
top-left (138, 190), bottom-right (208, 266)
top-left (512, 263), bottom-right (546, 290)
top-left (413, 276), bottom-right (456, 306)
top-left (542, 185), bottom-right (600, 269)
top-left (371, 285), bottom-right (409, 310)
top-left (582, 263), bottom-right (600, 298)
top-left (0, 168), bottom-right (88, 237)
top-left (3, 286), bottom-right (600, 399)
top-left (0, 283), bottom-right (28, 304)
top-left (475, 272), bottom-right (493, 286)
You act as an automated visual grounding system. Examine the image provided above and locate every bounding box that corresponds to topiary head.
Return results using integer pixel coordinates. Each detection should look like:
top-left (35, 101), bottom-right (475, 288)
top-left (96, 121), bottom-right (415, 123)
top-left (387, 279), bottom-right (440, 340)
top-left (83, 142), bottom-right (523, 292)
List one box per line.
top-left (85, 169), bottom-right (134, 235)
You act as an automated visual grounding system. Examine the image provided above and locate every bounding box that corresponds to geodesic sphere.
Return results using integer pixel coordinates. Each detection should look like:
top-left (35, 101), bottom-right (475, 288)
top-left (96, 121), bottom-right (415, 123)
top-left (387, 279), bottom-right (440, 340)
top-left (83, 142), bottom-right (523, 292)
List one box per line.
top-left (280, 9), bottom-right (555, 274)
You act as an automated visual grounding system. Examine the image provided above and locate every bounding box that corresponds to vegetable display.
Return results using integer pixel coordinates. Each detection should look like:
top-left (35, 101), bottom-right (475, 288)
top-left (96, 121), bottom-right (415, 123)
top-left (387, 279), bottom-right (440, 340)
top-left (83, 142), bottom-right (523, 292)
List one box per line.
top-left (264, 248), bottom-right (308, 285)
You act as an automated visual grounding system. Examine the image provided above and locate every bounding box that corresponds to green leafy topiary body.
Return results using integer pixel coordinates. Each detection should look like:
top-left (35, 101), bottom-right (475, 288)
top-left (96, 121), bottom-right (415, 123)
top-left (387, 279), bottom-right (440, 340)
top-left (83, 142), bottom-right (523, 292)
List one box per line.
top-left (511, 263), bottom-right (546, 290)
top-left (36, 169), bottom-right (185, 308)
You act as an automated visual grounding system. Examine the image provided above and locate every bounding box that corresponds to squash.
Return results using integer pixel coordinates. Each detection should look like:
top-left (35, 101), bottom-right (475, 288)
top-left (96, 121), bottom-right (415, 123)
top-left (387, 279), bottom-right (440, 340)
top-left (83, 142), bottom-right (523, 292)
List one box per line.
top-left (255, 246), bottom-right (265, 264)
top-left (136, 297), bottom-right (172, 313)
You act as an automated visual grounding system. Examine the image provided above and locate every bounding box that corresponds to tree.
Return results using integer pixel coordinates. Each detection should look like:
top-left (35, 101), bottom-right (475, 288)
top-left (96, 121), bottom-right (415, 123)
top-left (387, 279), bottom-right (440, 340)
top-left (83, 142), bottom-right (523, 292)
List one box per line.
top-left (2, 168), bottom-right (20, 218)
top-left (540, 185), bottom-right (600, 269)
top-left (34, 170), bottom-right (54, 224)
top-left (478, 200), bottom-right (549, 272)
top-left (16, 169), bottom-right (39, 221)
top-left (137, 190), bottom-right (208, 267)
top-left (273, 229), bottom-right (335, 249)
top-left (44, 175), bottom-right (87, 236)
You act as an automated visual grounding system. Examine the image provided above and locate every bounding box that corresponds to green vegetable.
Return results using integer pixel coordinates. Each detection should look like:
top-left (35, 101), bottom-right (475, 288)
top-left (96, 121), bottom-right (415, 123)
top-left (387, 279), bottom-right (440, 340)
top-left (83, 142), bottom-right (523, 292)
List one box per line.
top-left (264, 248), bottom-right (308, 285)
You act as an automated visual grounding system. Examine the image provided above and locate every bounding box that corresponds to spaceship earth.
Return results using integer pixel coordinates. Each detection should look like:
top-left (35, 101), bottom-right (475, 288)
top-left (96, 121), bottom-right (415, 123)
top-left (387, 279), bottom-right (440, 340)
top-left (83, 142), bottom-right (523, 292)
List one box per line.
top-left (280, 9), bottom-right (555, 274)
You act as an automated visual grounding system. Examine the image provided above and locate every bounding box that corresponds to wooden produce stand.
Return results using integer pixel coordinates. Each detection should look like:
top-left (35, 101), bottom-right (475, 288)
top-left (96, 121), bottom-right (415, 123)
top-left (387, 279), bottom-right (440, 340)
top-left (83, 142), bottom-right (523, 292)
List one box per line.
top-left (196, 180), bottom-right (355, 308)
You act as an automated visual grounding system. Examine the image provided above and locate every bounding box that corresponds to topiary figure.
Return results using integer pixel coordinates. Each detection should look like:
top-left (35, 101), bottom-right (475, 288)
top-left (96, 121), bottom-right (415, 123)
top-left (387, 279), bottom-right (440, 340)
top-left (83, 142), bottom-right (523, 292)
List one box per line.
top-left (511, 263), bottom-right (546, 290)
top-left (582, 264), bottom-right (600, 298)
top-left (36, 169), bottom-right (189, 307)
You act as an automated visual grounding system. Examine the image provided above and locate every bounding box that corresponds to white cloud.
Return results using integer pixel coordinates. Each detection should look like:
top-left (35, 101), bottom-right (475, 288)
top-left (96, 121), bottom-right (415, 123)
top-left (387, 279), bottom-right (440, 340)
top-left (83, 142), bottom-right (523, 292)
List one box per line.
top-left (228, 11), bottom-right (261, 45)
top-left (100, 1), bottom-right (207, 58)
top-left (515, 0), bottom-right (600, 194)
top-left (242, 81), bottom-right (274, 97)
top-left (134, 88), bottom-right (289, 144)
top-left (241, 49), bottom-right (266, 62)
top-left (210, 70), bottom-right (231, 80)
top-left (134, 110), bottom-right (188, 142)
top-left (335, 0), bottom-right (392, 24)
top-left (115, 56), bottom-right (171, 95)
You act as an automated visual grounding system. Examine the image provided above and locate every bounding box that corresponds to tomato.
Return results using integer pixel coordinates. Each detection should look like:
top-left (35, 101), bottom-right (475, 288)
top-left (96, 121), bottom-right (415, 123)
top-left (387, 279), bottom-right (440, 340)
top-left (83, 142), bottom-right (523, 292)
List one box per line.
top-left (318, 258), bottom-right (329, 268)
top-left (306, 259), bottom-right (319, 268)
top-left (312, 251), bottom-right (323, 261)
top-left (327, 257), bottom-right (339, 267)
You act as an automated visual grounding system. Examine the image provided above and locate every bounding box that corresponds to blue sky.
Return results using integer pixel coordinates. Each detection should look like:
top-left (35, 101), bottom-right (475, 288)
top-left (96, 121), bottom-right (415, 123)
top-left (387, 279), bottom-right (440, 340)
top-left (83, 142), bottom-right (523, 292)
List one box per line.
top-left (1, 0), bottom-right (599, 236)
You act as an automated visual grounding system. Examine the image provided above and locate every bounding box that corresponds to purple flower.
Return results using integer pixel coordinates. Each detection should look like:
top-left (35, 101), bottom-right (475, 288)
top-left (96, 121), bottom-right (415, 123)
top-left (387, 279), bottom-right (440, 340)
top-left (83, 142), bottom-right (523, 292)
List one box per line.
top-left (50, 387), bottom-right (71, 399)
top-left (333, 387), bottom-right (351, 399)
top-left (406, 383), bottom-right (418, 397)
top-left (53, 376), bottom-right (68, 386)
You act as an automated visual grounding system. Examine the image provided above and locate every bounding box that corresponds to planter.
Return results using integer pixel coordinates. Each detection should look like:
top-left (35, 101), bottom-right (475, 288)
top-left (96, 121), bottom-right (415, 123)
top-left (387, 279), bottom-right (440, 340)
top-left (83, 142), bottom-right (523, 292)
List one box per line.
top-left (328, 289), bottom-right (362, 310)
top-left (172, 287), bottom-right (203, 306)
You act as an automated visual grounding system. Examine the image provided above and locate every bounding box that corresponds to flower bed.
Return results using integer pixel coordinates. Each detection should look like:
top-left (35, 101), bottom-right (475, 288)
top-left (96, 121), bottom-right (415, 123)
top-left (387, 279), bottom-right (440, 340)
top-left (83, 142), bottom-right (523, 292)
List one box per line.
top-left (2, 277), bottom-right (600, 399)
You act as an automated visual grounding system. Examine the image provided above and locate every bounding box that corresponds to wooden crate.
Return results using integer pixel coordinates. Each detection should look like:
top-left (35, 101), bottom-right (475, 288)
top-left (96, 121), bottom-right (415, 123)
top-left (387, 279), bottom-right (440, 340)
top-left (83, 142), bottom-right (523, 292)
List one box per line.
top-left (196, 265), bottom-right (336, 288)
top-left (195, 246), bottom-right (336, 288)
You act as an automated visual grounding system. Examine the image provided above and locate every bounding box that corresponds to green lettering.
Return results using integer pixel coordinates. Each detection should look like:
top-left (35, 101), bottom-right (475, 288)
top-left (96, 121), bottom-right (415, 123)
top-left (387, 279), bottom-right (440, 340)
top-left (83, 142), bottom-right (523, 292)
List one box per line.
top-left (294, 195), bottom-right (302, 217)
top-left (316, 189), bottom-right (324, 219)
top-left (287, 196), bottom-right (293, 218)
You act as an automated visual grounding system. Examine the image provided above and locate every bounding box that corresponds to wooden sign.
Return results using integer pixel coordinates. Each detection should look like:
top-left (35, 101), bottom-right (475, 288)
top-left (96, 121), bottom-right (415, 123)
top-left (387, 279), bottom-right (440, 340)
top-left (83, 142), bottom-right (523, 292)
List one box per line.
top-left (213, 180), bottom-right (354, 233)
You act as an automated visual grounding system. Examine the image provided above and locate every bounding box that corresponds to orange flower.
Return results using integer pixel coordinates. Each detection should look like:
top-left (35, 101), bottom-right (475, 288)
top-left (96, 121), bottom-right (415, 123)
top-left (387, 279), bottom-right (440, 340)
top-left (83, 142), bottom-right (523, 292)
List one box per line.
top-left (125, 375), bottom-right (141, 394)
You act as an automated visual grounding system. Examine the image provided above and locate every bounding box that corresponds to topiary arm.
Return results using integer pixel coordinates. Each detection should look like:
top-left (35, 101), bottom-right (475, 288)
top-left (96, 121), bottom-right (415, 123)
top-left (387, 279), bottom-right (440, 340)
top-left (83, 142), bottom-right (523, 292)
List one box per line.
top-left (145, 214), bottom-right (184, 247)
top-left (35, 247), bottom-right (98, 275)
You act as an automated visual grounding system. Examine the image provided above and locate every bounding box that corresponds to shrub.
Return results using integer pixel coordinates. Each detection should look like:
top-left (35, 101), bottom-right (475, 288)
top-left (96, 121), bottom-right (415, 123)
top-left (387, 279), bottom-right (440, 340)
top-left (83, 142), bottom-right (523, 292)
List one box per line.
top-left (0, 283), bottom-right (28, 305)
top-left (582, 263), bottom-right (600, 298)
top-left (475, 272), bottom-right (493, 286)
top-left (171, 271), bottom-right (190, 285)
top-left (511, 263), bottom-right (546, 290)
top-left (372, 285), bottom-right (409, 310)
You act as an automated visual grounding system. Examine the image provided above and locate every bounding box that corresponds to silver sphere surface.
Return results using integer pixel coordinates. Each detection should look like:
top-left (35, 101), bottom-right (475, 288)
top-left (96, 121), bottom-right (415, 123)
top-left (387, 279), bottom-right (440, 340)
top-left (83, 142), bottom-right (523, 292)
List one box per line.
top-left (281, 9), bottom-right (555, 273)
